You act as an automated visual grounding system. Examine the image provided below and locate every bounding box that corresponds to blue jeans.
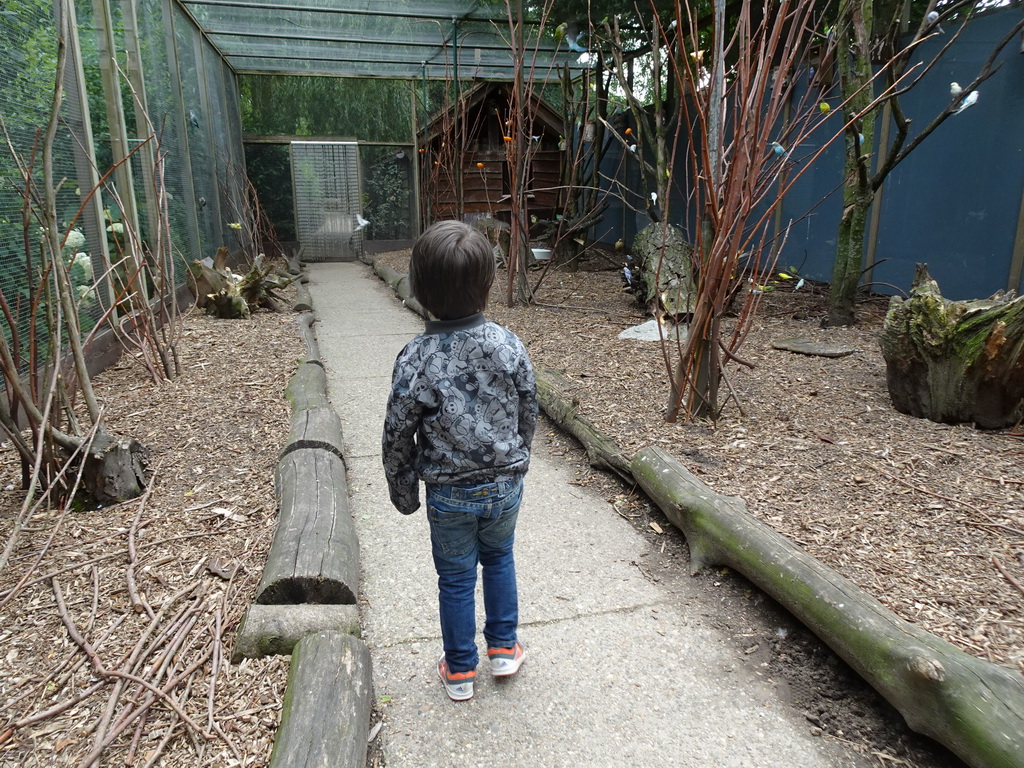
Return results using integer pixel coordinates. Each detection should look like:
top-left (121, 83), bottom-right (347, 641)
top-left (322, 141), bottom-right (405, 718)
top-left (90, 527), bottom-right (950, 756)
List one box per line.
top-left (425, 478), bottom-right (523, 673)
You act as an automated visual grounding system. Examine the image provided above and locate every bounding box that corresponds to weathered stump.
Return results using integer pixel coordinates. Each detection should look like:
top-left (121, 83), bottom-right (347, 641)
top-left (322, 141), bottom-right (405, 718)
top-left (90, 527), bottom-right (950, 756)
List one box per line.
top-left (255, 448), bottom-right (359, 605)
top-left (82, 431), bottom-right (148, 504)
top-left (268, 631), bottom-right (373, 768)
top-left (232, 604), bottom-right (360, 662)
top-left (632, 222), bottom-right (695, 318)
top-left (631, 446), bottom-right (1024, 768)
top-left (881, 264), bottom-right (1024, 429)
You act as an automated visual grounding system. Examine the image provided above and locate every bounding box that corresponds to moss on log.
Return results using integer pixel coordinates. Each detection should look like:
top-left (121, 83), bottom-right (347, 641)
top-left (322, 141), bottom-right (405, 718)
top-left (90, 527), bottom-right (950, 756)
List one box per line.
top-left (268, 631), bottom-right (372, 768)
top-left (284, 361), bottom-right (330, 411)
top-left (232, 604), bottom-right (360, 662)
top-left (631, 446), bottom-right (1024, 768)
top-left (881, 264), bottom-right (1024, 429)
top-left (294, 279), bottom-right (313, 312)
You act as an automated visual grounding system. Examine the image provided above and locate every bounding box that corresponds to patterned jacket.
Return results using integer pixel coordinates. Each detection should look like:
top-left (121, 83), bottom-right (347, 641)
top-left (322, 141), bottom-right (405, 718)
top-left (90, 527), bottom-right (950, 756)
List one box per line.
top-left (382, 313), bottom-right (538, 514)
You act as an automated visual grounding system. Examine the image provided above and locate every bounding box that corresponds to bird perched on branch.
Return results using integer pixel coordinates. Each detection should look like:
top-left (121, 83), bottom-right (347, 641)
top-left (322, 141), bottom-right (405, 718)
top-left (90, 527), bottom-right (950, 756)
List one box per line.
top-left (950, 82), bottom-right (962, 97)
top-left (926, 11), bottom-right (943, 33)
top-left (955, 90), bottom-right (979, 114)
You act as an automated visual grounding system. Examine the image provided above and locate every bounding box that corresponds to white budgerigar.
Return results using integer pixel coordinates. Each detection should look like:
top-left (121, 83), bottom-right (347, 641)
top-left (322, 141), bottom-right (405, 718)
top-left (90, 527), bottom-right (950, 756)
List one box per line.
top-left (956, 90), bottom-right (979, 114)
top-left (356, 213), bottom-right (370, 229)
top-left (950, 82), bottom-right (962, 97)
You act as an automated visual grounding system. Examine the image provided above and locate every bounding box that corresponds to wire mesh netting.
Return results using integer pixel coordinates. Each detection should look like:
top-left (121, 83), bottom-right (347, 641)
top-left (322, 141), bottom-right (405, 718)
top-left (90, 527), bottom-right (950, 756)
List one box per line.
top-left (178, 0), bottom-right (578, 80)
top-left (291, 141), bottom-right (363, 261)
top-left (0, 0), bottom-right (105, 374)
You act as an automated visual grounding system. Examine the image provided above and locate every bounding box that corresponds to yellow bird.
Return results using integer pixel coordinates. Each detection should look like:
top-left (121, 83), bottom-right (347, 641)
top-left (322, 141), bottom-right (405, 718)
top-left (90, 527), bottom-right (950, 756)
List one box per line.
top-left (614, 237), bottom-right (624, 251)
top-left (819, 102), bottom-right (830, 114)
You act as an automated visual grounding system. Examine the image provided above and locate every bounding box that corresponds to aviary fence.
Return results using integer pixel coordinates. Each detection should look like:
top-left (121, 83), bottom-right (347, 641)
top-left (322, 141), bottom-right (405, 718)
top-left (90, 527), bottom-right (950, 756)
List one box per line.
top-left (0, 0), bottom-right (246, 374)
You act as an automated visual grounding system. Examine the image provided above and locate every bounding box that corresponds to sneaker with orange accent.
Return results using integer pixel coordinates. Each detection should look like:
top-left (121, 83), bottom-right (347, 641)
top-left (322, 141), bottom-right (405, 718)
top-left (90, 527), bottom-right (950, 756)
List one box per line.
top-left (437, 655), bottom-right (475, 701)
top-left (487, 642), bottom-right (526, 676)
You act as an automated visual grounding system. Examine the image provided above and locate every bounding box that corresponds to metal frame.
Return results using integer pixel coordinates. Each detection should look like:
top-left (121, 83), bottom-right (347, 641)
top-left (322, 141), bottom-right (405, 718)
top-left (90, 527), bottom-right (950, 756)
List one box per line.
top-left (171, 0), bottom-right (579, 80)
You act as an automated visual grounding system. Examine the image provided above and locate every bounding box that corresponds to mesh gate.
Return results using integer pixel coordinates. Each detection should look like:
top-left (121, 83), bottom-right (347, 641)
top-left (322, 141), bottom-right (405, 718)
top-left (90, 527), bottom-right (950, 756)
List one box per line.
top-left (291, 141), bottom-right (363, 262)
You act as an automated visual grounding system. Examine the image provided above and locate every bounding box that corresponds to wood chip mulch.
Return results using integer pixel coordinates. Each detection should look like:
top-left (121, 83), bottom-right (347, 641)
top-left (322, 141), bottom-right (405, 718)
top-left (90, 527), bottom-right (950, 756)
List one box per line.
top-left (1, 307), bottom-right (302, 767)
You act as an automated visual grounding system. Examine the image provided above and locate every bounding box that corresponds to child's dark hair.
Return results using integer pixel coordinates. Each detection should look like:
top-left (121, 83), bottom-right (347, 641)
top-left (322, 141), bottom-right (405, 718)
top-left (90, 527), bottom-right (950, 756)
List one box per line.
top-left (410, 221), bottom-right (495, 320)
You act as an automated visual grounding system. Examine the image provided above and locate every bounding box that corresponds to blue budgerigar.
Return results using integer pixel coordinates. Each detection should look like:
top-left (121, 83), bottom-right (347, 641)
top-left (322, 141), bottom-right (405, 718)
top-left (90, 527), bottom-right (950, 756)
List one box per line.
top-left (956, 90), bottom-right (979, 113)
top-left (567, 32), bottom-right (588, 53)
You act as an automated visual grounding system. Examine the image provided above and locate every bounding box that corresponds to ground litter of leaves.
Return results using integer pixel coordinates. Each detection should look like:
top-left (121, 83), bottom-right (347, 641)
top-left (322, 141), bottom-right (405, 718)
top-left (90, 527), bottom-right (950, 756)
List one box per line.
top-left (1, 251), bottom-right (1021, 768)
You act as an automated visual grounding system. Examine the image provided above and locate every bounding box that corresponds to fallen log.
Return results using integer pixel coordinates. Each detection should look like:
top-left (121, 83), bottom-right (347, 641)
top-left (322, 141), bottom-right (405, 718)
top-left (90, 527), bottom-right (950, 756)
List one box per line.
top-left (631, 446), bottom-right (1024, 768)
top-left (881, 264), bottom-right (1024, 429)
top-left (231, 604), bottom-right (360, 662)
top-left (371, 259), bottom-right (428, 319)
top-left (294, 279), bottom-right (313, 313)
top-left (535, 368), bottom-right (632, 483)
top-left (255, 448), bottom-right (359, 605)
top-left (268, 631), bottom-right (372, 768)
top-left (281, 405), bottom-right (344, 460)
top-left (284, 361), bottom-right (330, 411)
top-left (295, 313), bottom-right (321, 363)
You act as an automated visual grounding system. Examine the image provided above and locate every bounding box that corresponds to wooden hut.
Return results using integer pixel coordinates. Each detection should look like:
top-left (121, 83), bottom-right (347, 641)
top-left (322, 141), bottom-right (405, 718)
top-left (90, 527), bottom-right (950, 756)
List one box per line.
top-left (418, 82), bottom-right (564, 226)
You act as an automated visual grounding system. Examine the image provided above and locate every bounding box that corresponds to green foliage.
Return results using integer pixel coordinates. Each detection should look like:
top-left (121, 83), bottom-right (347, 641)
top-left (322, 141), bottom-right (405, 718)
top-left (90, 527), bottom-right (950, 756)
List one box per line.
top-left (362, 147), bottom-right (412, 241)
top-left (244, 144), bottom-right (294, 241)
top-left (239, 75), bottom-right (414, 142)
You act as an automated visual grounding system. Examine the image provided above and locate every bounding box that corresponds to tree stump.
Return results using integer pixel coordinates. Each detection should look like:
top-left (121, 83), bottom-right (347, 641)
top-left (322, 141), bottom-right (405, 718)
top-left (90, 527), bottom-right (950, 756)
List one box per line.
top-left (268, 631), bottom-right (373, 768)
top-left (631, 222), bottom-right (695, 318)
top-left (255, 448), bottom-right (359, 605)
top-left (82, 431), bottom-right (148, 504)
top-left (881, 264), bottom-right (1024, 429)
top-left (232, 604), bottom-right (360, 662)
top-left (631, 446), bottom-right (1024, 768)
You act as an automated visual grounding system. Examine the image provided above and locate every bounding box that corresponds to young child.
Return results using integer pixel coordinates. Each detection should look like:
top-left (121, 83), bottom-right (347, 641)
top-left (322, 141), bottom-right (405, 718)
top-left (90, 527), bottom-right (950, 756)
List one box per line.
top-left (382, 220), bottom-right (538, 701)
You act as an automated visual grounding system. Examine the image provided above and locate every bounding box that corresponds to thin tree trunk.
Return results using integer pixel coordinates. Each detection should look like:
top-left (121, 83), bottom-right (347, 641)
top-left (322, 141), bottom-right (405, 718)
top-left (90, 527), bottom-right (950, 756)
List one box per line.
top-left (827, 0), bottom-right (875, 327)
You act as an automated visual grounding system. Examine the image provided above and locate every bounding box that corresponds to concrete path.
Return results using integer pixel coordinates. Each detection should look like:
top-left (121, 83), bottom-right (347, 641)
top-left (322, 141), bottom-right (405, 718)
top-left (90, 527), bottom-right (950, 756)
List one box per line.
top-left (306, 262), bottom-right (866, 768)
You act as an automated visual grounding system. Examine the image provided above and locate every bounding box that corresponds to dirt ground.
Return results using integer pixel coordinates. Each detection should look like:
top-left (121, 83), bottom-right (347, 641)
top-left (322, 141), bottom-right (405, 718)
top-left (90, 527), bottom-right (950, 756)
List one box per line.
top-left (1, 250), bottom-right (1020, 767)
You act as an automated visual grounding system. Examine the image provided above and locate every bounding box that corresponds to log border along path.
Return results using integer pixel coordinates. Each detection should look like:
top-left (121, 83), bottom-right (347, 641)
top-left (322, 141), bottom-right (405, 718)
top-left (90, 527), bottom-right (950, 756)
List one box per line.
top-left (303, 260), bottom-right (867, 768)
